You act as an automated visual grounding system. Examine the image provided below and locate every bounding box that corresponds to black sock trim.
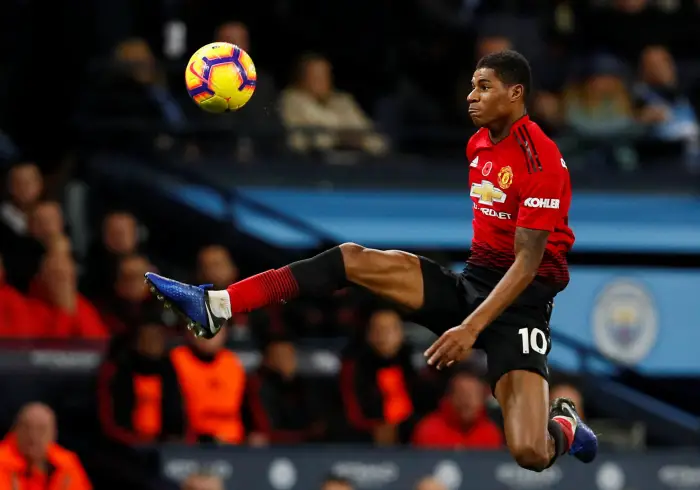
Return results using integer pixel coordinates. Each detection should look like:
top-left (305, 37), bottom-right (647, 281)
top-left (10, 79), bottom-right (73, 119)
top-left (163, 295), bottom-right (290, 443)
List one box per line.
top-left (288, 246), bottom-right (349, 296)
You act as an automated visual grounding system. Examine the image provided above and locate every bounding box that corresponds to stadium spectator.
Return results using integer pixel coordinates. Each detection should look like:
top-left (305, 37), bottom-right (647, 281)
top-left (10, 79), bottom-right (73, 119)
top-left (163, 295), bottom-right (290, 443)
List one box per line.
top-left (531, 91), bottom-right (564, 136)
top-left (475, 35), bottom-right (513, 60)
top-left (182, 472), bottom-right (223, 490)
top-left (246, 337), bottom-right (325, 444)
top-left (321, 474), bottom-right (354, 490)
top-left (550, 382), bottom-right (585, 421)
top-left (28, 201), bottom-right (66, 250)
top-left (29, 252), bottom-right (108, 338)
top-left (564, 55), bottom-right (640, 138)
top-left (0, 402), bottom-right (91, 490)
top-left (98, 254), bottom-right (163, 336)
top-left (340, 309), bottom-right (419, 445)
top-left (412, 368), bottom-right (503, 449)
top-left (212, 21), bottom-right (282, 159)
top-left (635, 45), bottom-right (700, 162)
top-left (415, 476), bottom-right (448, 490)
top-left (563, 55), bottom-right (642, 169)
top-left (0, 162), bottom-right (43, 236)
top-left (0, 252), bottom-right (37, 336)
top-left (113, 37), bottom-right (185, 130)
top-left (97, 323), bottom-right (187, 445)
top-left (0, 162), bottom-right (45, 291)
top-left (0, 252), bottom-right (69, 337)
top-left (196, 245), bottom-right (249, 339)
top-left (279, 53), bottom-right (388, 156)
top-left (46, 234), bottom-right (74, 256)
top-left (171, 327), bottom-right (246, 444)
top-left (82, 38), bottom-right (186, 155)
top-left (85, 211), bottom-right (142, 298)
top-left (196, 245), bottom-right (239, 289)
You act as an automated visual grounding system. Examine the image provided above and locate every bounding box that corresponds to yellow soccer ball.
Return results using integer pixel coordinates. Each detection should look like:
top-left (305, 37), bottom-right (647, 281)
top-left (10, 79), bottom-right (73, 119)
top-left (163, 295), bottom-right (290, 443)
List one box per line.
top-left (185, 42), bottom-right (257, 113)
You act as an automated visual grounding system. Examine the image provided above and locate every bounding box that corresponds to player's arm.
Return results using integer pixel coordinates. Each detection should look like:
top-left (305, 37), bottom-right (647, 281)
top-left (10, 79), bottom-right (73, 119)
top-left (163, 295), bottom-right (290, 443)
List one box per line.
top-left (459, 227), bottom-right (549, 330)
top-left (425, 227), bottom-right (551, 369)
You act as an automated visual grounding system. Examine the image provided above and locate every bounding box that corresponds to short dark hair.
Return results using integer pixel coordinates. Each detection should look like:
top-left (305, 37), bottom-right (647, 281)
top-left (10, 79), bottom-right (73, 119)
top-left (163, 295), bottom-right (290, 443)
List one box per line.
top-left (293, 51), bottom-right (329, 84)
top-left (476, 49), bottom-right (532, 97)
top-left (449, 362), bottom-right (486, 386)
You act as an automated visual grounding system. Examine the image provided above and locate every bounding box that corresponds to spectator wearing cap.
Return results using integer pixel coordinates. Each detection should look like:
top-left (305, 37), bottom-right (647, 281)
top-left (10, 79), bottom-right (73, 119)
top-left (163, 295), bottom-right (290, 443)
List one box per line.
top-left (564, 54), bottom-right (640, 141)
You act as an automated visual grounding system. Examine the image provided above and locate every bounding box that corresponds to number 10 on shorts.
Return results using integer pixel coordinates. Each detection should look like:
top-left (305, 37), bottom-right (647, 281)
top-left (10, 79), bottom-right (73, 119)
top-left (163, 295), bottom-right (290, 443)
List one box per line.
top-left (518, 327), bottom-right (548, 355)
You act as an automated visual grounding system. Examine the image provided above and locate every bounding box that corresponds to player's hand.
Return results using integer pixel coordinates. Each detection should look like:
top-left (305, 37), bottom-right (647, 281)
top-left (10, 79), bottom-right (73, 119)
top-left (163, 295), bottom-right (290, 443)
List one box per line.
top-left (424, 324), bottom-right (478, 370)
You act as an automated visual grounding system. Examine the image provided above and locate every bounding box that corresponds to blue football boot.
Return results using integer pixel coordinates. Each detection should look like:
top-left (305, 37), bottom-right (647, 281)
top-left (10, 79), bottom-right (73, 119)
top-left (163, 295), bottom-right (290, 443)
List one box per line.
top-left (144, 272), bottom-right (226, 339)
top-left (550, 397), bottom-right (598, 463)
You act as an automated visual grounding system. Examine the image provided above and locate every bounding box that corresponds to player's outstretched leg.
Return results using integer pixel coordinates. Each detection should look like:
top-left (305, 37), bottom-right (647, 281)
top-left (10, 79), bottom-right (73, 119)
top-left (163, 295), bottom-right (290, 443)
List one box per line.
top-left (496, 371), bottom-right (597, 472)
top-left (145, 243), bottom-right (424, 338)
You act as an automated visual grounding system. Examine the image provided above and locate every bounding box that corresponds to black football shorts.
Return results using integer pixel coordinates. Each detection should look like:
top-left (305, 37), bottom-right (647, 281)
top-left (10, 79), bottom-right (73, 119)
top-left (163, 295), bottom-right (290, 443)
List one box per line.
top-left (408, 257), bottom-right (555, 393)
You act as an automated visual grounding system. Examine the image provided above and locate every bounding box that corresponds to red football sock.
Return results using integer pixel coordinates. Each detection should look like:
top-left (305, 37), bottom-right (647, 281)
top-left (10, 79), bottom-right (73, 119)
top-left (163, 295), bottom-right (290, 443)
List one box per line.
top-left (552, 416), bottom-right (575, 451)
top-left (226, 267), bottom-right (299, 313)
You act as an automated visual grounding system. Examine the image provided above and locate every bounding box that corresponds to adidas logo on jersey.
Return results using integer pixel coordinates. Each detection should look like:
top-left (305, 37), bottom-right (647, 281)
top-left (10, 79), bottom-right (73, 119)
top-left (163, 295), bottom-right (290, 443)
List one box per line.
top-left (524, 197), bottom-right (560, 209)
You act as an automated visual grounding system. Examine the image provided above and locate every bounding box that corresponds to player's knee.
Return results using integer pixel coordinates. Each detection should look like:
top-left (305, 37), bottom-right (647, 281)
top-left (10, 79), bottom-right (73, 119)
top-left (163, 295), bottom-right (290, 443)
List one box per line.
top-left (339, 242), bottom-right (367, 272)
top-left (509, 442), bottom-right (550, 472)
top-left (340, 242), bottom-right (417, 276)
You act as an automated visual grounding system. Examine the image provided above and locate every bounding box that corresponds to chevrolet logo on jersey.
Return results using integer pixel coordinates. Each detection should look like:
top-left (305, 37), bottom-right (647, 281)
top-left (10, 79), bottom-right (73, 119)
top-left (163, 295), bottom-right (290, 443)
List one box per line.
top-left (470, 180), bottom-right (506, 205)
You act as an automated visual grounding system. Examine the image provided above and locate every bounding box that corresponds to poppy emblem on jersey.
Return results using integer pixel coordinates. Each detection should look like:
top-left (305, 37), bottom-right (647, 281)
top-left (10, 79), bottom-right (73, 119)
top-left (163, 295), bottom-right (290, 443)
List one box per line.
top-left (470, 180), bottom-right (506, 205)
top-left (498, 166), bottom-right (513, 189)
top-left (481, 161), bottom-right (493, 176)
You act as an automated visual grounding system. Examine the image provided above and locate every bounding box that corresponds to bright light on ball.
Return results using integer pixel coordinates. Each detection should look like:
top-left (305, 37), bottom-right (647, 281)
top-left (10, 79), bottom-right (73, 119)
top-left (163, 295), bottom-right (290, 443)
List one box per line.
top-left (185, 42), bottom-right (257, 113)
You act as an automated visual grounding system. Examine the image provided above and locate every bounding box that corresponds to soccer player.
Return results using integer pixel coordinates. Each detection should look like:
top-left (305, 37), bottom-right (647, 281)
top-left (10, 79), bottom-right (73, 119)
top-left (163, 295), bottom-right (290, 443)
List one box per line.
top-left (145, 50), bottom-right (597, 471)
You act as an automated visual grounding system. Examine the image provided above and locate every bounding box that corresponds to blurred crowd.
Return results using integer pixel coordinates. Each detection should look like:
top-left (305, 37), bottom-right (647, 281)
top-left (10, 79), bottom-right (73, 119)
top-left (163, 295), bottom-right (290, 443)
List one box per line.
top-left (2, 1), bottom-right (700, 172)
top-left (83, 4), bottom-right (700, 171)
top-left (0, 397), bottom-right (518, 490)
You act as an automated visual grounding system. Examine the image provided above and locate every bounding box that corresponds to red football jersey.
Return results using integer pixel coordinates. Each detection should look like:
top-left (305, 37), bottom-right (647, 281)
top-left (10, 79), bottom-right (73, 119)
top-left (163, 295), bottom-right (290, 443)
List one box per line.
top-left (466, 115), bottom-right (575, 288)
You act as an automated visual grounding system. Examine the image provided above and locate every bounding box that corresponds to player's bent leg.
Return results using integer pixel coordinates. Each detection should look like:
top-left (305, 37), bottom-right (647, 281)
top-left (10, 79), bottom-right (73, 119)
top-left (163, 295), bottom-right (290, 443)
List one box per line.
top-left (339, 243), bottom-right (424, 309)
top-left (495, 370), bottom-right (556, 471)
top-left (496, 369), bottom-right (597, 472)
top-left (145, 243), bottom-right (425, 338)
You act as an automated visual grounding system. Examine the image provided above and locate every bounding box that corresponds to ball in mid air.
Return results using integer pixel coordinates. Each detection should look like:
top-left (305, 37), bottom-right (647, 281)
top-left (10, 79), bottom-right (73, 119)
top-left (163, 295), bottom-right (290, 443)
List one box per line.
top-left (185, 42), bottom-right (257, 113)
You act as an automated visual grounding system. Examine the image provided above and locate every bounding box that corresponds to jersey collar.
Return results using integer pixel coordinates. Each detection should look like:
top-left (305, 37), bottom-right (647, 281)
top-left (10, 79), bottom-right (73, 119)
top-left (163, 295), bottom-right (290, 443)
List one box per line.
top-left (509, 114), bottom-right (530, 135)
top-left (486, 114), bottom-right (530, 146)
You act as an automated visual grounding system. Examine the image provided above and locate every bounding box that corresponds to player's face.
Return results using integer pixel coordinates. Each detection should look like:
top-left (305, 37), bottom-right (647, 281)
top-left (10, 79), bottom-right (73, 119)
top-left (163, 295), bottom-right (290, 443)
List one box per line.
top-left (467, 68), bottom-right (517, 127)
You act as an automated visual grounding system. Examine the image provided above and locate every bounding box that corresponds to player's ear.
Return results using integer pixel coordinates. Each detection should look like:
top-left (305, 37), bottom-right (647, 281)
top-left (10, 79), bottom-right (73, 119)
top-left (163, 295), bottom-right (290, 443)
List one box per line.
top-left (510, 84), bottom-right (524, 103)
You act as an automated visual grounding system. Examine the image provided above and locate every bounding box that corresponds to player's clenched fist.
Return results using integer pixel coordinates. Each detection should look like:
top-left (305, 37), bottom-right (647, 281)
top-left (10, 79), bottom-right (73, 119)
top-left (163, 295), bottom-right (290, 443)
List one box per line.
top-left (424, 324), bottom-right (479, 370)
